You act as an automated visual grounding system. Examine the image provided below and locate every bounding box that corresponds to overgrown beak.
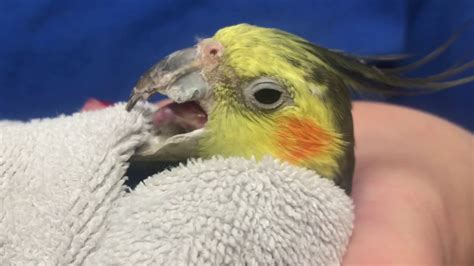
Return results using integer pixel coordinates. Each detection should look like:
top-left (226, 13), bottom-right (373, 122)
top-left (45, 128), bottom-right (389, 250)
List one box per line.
top-left (125, 39), bottom-right (223, 161)
top-left (126, 47), bottom-right (209, 111)
top-left (125, 47), bottom-right (213, 161)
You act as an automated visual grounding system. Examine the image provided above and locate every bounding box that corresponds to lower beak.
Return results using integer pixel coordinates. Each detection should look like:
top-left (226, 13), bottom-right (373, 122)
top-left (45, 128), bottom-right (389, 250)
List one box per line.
top-left (126, 47), bottom-right (209, 111)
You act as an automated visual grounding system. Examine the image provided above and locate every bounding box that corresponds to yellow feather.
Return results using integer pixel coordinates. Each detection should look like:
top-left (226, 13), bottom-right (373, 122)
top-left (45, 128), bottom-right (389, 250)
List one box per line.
top-left (199, 24), bottom-right (351, 179)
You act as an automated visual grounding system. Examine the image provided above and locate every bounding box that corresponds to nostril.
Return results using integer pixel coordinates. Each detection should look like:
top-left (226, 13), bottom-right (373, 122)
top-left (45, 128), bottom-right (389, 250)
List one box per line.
top-left (209, 48), bottom-right (218, 56)
top-left (199, 38), bottom-right (224, 59)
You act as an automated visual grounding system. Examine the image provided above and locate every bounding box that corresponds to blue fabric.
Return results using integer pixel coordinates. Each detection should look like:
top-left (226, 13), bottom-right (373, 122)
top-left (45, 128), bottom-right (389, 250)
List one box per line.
top-left (1, 0), bottom-right (473, 130)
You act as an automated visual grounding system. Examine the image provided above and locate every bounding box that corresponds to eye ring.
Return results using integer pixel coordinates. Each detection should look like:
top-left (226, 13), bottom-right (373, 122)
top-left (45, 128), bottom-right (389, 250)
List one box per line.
top-left (244, 77), bottom-right (290, 111)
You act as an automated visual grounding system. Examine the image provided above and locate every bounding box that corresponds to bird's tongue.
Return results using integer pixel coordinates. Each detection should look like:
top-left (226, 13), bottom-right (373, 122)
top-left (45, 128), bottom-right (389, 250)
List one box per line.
top-left (153, 99), bottom-right (207, 135)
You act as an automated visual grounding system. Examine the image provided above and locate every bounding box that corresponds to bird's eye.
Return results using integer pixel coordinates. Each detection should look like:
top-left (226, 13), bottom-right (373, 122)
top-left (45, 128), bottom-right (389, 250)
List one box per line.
top-left (244, 77), bottom-right (291, 111)
top-left (253, 88), bottom-right (282, 105)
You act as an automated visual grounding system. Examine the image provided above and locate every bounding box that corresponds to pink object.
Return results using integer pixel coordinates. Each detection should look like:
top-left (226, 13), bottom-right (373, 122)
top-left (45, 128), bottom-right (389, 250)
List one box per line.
top-left (153, 101), bottom-right (207, 130)
top-left (81, 98), bottom-right (112, 111)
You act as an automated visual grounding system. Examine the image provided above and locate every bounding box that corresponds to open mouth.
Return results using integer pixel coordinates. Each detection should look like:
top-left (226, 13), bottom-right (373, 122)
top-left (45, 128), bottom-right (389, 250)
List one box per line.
top-left (131, 98), bottom-right (209, 161)
top-left (126, 40), bottom-right (224, 161)
top-left (153, 99), bottom-right (207, 137)
top-left (124, 99), bottom-right (209, 189)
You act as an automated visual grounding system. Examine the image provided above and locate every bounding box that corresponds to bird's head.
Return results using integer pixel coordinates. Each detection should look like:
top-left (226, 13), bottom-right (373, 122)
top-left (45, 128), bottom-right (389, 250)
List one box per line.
top-left (201, 24), bottom-right (354, 188)
top-left (127, 23), bottom-right (474, 193)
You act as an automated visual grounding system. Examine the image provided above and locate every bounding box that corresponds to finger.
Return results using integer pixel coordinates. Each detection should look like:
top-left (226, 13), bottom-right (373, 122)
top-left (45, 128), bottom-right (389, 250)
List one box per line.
top-left (343, 102), bottom-right (441, 264)
top-left (81, 98), bottom-right (112, 111)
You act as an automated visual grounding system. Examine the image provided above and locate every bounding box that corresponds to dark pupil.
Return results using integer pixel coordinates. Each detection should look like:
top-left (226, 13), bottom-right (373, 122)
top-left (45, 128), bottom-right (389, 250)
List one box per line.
top-left (253, 88), bottom-right (282, 105)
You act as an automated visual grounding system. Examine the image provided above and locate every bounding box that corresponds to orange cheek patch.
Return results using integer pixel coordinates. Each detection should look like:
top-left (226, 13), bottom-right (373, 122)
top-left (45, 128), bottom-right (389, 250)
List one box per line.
top-left (275, 116), bottom-right (332, 163)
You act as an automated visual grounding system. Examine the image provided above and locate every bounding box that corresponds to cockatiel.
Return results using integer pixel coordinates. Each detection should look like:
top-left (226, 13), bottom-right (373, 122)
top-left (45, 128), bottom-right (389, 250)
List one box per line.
top-left (126, 24), bottom-right (474, 193)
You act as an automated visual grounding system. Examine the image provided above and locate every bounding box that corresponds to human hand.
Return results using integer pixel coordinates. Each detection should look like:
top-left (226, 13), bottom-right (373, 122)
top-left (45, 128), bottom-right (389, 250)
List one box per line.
top-left (344, 102), bottom-right (473, 265)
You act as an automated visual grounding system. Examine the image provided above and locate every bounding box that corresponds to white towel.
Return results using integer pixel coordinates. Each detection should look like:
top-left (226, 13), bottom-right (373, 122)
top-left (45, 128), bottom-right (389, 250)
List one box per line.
top-left (0, 103), bottom-right (353, 265)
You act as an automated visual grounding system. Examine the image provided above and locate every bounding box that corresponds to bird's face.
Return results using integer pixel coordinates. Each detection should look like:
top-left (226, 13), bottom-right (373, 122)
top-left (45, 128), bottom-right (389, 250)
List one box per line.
top-left (127, 24), bottom-right (355, 190)
top-left (128, 22), bottom-right (474, 193)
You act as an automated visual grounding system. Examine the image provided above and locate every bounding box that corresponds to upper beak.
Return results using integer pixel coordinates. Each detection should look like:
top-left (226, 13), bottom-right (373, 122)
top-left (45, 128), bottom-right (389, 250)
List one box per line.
top-left (126, 47), bottom-right (209, 111)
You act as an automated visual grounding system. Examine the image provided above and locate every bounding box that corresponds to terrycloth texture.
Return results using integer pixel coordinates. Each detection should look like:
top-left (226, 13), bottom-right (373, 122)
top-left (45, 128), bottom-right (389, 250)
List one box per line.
top-left (86, 157), bottom-right (353, 265)
top-left (0, 103), bottom-right (154, 264)
top-left (0, 104), bottom-right (353, 265)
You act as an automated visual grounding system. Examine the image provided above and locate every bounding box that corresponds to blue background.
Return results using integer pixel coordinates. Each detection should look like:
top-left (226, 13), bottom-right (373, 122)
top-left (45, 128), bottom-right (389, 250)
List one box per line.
top-left (1, 0), bottom-right (473, 130)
